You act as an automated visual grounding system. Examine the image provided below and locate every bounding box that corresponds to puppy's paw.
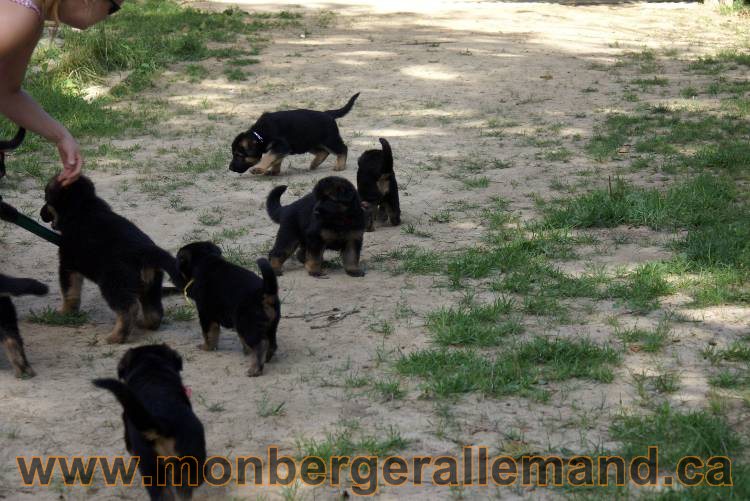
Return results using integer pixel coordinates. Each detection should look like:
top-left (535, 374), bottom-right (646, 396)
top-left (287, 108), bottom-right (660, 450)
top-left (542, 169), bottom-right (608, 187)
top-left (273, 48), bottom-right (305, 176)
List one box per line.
top-left (390, 216), bottom-right (401, 226)
top-left (246, 366), bottom-right (263, 377)
top-left (250, 166), bottom-right (266, 175)
top-left (345, 269), bottom-right (365, 277)
top-left (15, 366), bottom-right (36, 379)
top-left (106, 333), bottom-right (125, 344)
top-left (197, 343), bottom-right (217, 351)
top-left (308, 270), bottom-right (328, 278)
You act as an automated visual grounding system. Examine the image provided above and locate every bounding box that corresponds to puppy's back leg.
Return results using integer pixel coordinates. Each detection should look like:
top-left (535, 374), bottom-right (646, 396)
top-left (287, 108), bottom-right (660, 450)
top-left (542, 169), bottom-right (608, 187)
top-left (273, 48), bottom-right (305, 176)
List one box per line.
top-left (238, 334), bottom-right (269, 377)
top-left (269, 231), bottom-right (299, 276)
top-left (59, 267), bottom-right (83, 314)
top-left (100, 274), bottom-right (139, 344)
top-left (308, 149), bottom-right (329, 170)
top-left (197, 309), bottom-right (220, 351)
top-left (138, 268), bottom-right (164, 331)
top-left (0, 298), bottom-right (35, 378)
top-left (324, 137), bottom-right (348, 171)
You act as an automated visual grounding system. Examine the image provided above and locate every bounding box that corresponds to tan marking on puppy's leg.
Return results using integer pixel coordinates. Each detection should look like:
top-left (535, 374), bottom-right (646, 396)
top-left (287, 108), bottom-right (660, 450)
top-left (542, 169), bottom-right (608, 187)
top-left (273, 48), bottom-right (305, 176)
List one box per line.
top-left (241, 338), bottom-right (268, 377)
top-left (268, 158), bottom-right (283, 176)
top-left (304, 248), bottom-right (324, 276)
top-left (309, 150), bottom-right (329, 170)
top-left (269, 257), bottom-right (285, 276)
top-left (106, 304), bottom-right (138, 344)
top-left (250, 153), bottom-right (280, 175)
top-left (61, 272), bottom-right (83, 314)
top-left (2, 337), bottom-right (34, 378)
top-left (199, 322), bottom-right (220, 351)
top-left (333, 152), bottom-right (347, 171)
top-left (342, 238), bottom-right (364, 277)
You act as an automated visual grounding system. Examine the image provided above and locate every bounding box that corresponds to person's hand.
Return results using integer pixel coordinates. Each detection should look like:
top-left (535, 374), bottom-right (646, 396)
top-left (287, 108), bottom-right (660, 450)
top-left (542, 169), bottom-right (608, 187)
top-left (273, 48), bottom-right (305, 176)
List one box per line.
top-left (55, 132), bottom-right (82, 187)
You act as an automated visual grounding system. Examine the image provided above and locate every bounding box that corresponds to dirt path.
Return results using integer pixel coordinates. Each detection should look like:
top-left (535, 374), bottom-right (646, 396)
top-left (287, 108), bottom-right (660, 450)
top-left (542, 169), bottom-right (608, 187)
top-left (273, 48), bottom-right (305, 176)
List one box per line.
top-left (1, 1), bottom-right (747, 499)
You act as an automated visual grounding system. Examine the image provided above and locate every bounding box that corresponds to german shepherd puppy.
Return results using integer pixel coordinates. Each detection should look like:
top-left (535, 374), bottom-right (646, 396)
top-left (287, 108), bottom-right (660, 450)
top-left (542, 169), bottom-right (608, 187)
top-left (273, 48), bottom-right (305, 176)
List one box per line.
top-left (40, 176), bottom-right (182, 344)
top-left (93, 344), bottom-right (206, 500)
top-left (0, 274), bottom-right (47, 378)
top-left (177, 242), bottom-right (280, 377)
top-left (229, 93), bottom-right (360, 176)
top-left (357, 138), bottom-right (401, 231)
top-left (267, 176), bottom-right (366, 277)
top-left (0, 127), bottom-right (25, 179)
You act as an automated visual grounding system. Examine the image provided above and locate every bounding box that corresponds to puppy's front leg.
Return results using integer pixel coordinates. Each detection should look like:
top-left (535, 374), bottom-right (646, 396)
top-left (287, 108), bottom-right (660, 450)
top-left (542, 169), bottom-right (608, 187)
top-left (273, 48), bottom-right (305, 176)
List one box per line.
top-left (197, 311), bottom-right (220, 351)
top-left (59, 268), bottom-right (83, 314)
top-left (250, 153), bottom-right (280, 175)
top-left (304, 245), bottom-right (325, 277)
top-left (240, 337), bottom-right (269, 377)
top-left (342, 235), bottom-right (365, 277)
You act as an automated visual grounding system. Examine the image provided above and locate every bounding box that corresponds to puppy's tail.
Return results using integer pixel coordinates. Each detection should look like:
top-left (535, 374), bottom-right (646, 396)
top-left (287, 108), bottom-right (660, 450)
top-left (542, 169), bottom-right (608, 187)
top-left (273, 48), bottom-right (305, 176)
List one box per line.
top-left (145, 248), bottom-right (185, 290)
top-left (0, 275), bottom-right (48, 297)
top-left (256, 258), bottom-right (278, 296)
top-left (266, 185), bottom-right (287, 224)
top-left (0, 127), bottom-right (25, 152)
top-left (379, 138), bottom-right (393, 174)
top-left (325, 93), bottom-right (360, 119)
top-left (93, 378), bottom-right (165, 435)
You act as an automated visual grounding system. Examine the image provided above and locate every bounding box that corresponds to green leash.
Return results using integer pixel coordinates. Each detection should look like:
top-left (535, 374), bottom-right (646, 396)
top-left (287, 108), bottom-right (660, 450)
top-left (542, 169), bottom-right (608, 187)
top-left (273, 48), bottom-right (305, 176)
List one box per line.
top-left (0, 200), bottom-right (61, 246)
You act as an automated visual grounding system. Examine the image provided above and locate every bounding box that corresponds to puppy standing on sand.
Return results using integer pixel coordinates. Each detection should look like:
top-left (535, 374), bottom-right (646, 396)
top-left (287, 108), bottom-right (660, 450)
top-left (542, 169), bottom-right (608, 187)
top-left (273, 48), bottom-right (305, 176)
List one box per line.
top-left (267, 176), bottom-right (366, 277)
top-left (40, 176), bottom-right (182, 344)
top-left (177, 242), bottom-right (280, 377)
top-left (229, 93), bottom-right (360, 176)
top-left (357, 137), bottom-right (401, 231)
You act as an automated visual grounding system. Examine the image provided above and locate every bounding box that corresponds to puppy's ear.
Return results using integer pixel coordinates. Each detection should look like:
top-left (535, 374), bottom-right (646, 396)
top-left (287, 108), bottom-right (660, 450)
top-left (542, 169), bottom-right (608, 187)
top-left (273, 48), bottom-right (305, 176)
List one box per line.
top-left (117, 348), bottom-right (135, 380)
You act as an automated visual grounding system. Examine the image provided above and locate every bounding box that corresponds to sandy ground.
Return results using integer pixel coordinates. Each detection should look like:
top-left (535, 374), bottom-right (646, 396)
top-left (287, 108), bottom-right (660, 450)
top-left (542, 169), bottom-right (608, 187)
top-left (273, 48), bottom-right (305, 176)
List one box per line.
top-left (1, 1), bottom-right (749, 499)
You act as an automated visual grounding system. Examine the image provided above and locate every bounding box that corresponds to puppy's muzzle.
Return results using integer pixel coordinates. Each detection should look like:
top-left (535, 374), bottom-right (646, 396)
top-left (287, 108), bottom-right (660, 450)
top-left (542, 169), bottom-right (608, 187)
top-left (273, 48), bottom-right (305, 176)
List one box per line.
top-left (40, 204), bottom-right (59, 230)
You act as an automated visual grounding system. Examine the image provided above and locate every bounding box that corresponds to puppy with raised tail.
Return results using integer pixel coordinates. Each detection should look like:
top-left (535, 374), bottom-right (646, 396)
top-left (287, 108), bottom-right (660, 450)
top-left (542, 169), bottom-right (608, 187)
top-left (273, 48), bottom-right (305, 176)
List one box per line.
top-left (177, 242), bottom-right (280, 377)
top-left (229, 93), bottom-right (360, 176)
top-left (93, 344), bottom-right (205, 500)
top-left (266, 176), bottom-right (366, 277)
top-left (357, 137), bottom-right (401, 231)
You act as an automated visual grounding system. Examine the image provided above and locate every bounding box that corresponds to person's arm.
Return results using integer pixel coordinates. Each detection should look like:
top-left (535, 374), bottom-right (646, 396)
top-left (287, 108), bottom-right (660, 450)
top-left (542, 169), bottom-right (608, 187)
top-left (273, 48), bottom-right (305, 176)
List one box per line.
top-left (0, 2), bottom-right (82, 185)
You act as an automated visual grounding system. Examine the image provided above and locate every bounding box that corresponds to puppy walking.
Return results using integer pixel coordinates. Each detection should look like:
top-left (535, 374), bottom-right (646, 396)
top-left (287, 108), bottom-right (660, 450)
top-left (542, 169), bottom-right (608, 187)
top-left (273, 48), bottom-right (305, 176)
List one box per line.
top-left (177, 243), bottom-right (281, 377)
top-left (229, 93), bottom-right (360, 176)
top-left (40, 176), bottom-right (183, 344)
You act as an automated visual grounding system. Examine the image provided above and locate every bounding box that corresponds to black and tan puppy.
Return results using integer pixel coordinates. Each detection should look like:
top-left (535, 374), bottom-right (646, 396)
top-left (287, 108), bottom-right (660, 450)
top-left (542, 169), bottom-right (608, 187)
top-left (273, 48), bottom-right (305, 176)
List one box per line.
top-left (0, 274), bottom-right (47, 378)
top-left (177, 242), bottom-right (280, 377)
top-left (0, 127), bottom-right (25, 179)
top-left (93, 344), bottom-right (206, 500)
top-left (229, 93), bottom-right (360, 176)
top-left (357, 138), bottom-right (401, 232)
top-left (267, 176), bottom-right (366, 277)
top-left (40, 176), bottom-right (182, 344)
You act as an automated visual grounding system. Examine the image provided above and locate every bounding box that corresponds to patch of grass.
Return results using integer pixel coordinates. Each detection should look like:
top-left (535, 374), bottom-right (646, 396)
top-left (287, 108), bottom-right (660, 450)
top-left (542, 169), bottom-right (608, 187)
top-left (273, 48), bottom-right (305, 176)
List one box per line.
top-left (28, 308), bottom-right (89, 327)
top-left (295, 421), bottom-right (407, 464)
top-left (631, 76), bottom-right (669, 88)
top-left (427, 297), bottom-right (522, 347)
top-left (615, 320), bottom-right (671, 353)
top-left (372, 378), bottom-right (406, 402)
top-left (373, 246), bottom-right (444, 275)
top-left (611, 402), bottom-right (741, 467)
top-left (223, 67), bottom-right (247, 81)
top-left (543, 175), bottom-right (736, 231)
top-left (165, 304), bottom-right (195, 322)
top-left (397, 337), bottom-right (619, 401)
top-left (257, 392), bottom-right (286, 417)
top-left (709, 369), bottom-right (748, 389)
top-left (184, 63), bottom-right (209, 82)
top-left (543, 147), bottom-right (573, 162)
top-left (606, 263), bottom-right (674, 312)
